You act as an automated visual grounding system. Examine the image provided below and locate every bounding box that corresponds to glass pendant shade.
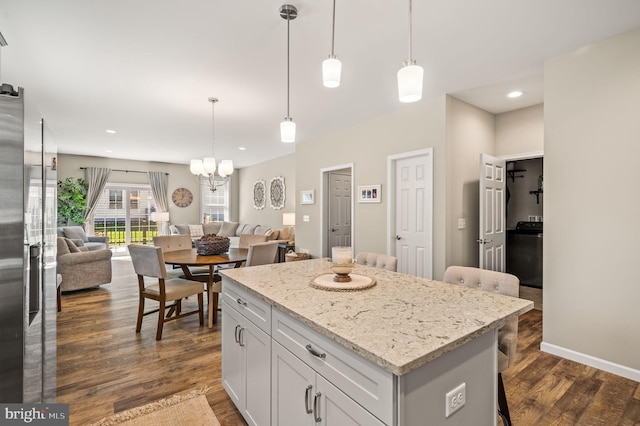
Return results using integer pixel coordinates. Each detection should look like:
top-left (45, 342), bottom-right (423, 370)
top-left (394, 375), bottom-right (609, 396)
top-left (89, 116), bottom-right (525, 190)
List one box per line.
top-left (190, 159), bottom-right (204, 176)
top-left (281, 118), bottom-right (296, 143)
top-left (203, 157), bottom-right (216, 175)
top-left (219, 160), bottom-right (234, 176)
top-left (322, 56), bottom-right (341, 88)
top-left (397, 62), bottom-right (424, 103)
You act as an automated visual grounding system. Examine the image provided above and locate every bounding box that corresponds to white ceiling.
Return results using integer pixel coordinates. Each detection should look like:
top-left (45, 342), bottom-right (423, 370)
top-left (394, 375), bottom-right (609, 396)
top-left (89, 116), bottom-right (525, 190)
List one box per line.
top-left (1, 1), bottom-right (639, 169)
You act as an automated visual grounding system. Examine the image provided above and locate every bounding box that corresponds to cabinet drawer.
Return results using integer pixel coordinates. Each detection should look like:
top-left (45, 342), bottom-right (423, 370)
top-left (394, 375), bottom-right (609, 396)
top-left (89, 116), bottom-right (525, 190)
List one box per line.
top-left (272, 309), bottom-right (393, 425)
top-left (222, 278), bottom-right (271, 335)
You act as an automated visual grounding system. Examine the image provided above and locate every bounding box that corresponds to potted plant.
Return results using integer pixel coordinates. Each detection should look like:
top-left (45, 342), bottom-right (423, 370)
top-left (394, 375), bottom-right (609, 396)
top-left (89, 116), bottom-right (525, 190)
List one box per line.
top-left (57, 177), bottom-right (88, 226)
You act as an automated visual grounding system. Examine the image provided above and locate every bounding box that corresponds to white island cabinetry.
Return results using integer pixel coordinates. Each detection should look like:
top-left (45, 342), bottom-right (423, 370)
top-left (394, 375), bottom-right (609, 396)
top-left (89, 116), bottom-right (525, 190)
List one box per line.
top-left (220, 259), bottom-right (533, 426)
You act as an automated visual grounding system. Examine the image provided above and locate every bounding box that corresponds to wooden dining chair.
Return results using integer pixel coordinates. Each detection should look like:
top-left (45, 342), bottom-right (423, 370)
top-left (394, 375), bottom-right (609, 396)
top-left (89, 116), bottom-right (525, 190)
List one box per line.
top-left (245, 241), bottom-right (279, 267)
top-left (128, 244), bottom-right (205, 340)
top-left (442, 266), bottom-right (520, 426)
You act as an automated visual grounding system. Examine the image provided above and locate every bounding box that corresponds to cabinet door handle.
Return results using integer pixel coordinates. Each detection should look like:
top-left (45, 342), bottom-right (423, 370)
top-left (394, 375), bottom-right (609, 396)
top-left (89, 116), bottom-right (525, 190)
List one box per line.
top-left (238, 327), bottom-right (245, 346)
top-left (313, 392), bottom-right (322, 423)
top-left (305, 344), bottom-right (326, 359)
top-left (236, 298), bottom-right (247, 306)
top-left (304, 385), bottom-right (313, 414)
top-left (234, 324), bottom-right (241, 344)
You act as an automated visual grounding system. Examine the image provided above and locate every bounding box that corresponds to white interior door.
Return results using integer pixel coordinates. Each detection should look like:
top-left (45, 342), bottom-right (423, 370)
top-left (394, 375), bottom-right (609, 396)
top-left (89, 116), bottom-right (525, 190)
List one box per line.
top-left (479, 153), bottom-right (506, 271)
top-left (394, 153), bottom-right (432, 278)
top-left (327, 171), bottom-right (351, 252)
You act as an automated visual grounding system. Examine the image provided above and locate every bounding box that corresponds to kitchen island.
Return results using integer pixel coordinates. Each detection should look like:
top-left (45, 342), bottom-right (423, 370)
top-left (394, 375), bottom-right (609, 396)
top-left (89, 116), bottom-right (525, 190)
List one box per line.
top-left (219, 259), bottom-right (532, 426)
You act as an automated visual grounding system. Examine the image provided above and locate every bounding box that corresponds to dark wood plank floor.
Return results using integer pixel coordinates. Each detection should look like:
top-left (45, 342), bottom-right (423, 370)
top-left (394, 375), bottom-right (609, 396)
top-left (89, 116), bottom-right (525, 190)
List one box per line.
top-left (57, 257), bottom-right (640, 425)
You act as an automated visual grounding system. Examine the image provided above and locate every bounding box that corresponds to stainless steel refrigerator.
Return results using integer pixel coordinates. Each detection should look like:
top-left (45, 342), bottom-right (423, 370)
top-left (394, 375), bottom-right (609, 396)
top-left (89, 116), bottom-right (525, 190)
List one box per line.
top-left (0, 84), bottom-right (57, 402)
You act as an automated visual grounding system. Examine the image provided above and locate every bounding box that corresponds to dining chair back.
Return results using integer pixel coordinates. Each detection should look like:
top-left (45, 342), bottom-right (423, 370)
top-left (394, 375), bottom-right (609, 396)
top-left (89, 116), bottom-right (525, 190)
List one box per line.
top-left (245, 241), bottom-right (279, 267)
top-left (239, 234), bottom-right (269, 249)
top-left (355, 252), bottom-right (398, 271)
top-left (442, 266), bottom-right (519, 426)
top-left (128, 244), bottom-right (204, 340)
top-left (153, 234), bottom-right (192, 252)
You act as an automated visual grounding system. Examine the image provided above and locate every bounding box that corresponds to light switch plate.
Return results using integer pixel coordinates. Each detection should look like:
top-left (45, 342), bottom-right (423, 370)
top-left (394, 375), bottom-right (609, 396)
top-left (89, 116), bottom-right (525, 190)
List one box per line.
top-left (303, 215), bottom-right (310, 222)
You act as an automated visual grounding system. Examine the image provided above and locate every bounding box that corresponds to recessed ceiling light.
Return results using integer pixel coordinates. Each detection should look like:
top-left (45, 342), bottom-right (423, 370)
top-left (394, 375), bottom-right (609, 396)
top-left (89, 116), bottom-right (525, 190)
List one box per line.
top-left (507, 90), bottom-right (524, 98)
top-left (106, 129), bottom-right (116, 134)
top-left (105, 150), bottom-right (113, 153)
top-left (238, 147), bottom-right (246, 151)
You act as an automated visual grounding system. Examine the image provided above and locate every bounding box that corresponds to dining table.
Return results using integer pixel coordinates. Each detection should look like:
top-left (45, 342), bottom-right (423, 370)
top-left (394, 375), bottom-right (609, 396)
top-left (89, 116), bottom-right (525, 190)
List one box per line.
top-left (162, 248), bottom-right (248, 328)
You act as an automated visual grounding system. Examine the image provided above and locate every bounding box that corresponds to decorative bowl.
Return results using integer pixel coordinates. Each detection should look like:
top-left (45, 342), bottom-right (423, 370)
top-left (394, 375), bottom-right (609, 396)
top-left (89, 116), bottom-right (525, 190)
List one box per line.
top-left (195, 234), bottom-right (230, 255)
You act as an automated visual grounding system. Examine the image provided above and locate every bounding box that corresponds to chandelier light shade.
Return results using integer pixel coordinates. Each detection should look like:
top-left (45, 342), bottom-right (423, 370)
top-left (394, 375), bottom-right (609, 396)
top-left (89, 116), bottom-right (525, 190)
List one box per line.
top-left (280, 4), bottom-right (297, 143)
top-left (398, 0), bottom-right (423, 103)
top-left (322, 0), bottom-right (341, 88)
top-left (189, 97), bottom-right (234, 192)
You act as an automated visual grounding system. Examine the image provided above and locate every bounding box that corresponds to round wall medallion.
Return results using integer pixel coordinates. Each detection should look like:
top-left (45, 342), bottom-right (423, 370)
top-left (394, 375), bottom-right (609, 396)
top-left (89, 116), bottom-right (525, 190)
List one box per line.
top-left (172, 187), bottom-right (193, 208)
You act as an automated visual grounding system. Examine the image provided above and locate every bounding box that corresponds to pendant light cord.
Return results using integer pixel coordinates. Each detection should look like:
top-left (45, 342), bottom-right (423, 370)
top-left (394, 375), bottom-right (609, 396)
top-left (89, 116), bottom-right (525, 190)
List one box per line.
top-left (408, 0), bottom-right (414, 61)
top-left (331, 0), bottom-right (336, 56)
top-left (209, 97), bottom-right (218, 157)
top-left (287, 15), bottom-right (291, 118)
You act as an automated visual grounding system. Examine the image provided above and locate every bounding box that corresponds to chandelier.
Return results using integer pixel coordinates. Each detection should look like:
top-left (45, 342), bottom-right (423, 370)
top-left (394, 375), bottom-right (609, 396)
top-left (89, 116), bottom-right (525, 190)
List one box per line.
top-left (190, 97), bottom-right (234, 192)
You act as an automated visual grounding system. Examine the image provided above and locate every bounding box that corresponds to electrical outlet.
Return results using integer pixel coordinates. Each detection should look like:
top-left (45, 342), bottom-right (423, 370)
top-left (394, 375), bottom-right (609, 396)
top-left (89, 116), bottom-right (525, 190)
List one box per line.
top-left (303, 215), bottom-right (310, 222)
top-left (298, 248), bottom-right (310, 254)
top-left (445, 383), bottom-right (466, 417)
top-left (457, 218), bottom-right (466, 229)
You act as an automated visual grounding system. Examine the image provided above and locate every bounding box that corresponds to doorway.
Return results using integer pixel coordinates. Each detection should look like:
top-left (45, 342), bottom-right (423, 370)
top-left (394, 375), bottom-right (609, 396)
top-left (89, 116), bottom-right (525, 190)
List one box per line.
top-left (321, 164), bottom-right (354, 258)
top-left (387, 148), bottom-right (433, 279)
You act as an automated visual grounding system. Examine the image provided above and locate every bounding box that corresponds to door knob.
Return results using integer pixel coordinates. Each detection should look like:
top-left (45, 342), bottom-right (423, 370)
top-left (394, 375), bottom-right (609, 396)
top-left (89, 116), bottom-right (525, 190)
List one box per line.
top-left (395, 235), bottom-right (401, 240)
top-left (331, 228), bottom-right (337, 232)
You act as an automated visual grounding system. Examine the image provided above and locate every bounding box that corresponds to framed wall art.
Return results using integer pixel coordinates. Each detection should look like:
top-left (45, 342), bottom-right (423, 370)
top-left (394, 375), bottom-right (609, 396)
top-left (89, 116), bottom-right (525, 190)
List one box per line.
top-left (253, 180), bottom-right (266, 209)
top-left (269, 176), bottom-right (286, 210)
top-left (300, 190), bottom-right (315, 205)
top-left (358, 184), bottom-right (381, 203)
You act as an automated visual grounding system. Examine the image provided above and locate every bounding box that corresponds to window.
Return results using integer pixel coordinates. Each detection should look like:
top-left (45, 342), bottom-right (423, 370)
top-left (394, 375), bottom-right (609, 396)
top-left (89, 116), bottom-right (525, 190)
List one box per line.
top-left (201, 176), bottom-right (229, 223)
top-left (94, 184), bottom-right (158, 251)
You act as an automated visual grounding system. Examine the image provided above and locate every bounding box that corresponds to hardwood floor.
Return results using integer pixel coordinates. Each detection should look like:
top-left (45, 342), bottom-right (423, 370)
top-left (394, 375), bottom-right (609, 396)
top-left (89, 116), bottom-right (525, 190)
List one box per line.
top-left (57, 257), bottom-right (640, 425)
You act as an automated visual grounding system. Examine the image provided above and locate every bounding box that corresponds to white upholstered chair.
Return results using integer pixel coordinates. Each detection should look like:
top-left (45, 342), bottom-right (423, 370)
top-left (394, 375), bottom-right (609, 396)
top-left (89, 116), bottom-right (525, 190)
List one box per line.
top-left (245, 241), bottom-right (279, 267)
top-left (354, 252), bottom-right (398, 272)
top-left (442, 266), bottom-right (519, 426)
top-left (128, 245), bottom-right (204, 340)
top-left (238, 233), bottom-right (269, 249)
top-left (153, 234), bottom-right (209, 276)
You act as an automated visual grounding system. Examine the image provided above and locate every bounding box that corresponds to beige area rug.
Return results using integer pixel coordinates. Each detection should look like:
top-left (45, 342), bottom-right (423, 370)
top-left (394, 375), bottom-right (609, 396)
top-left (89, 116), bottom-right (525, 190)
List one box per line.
top-left (89, 387), bottom-right (220, 426)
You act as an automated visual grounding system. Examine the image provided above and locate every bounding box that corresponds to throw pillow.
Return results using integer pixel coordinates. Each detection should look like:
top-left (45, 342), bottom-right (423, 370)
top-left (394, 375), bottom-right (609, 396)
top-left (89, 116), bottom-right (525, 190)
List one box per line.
top-left (269, 229), bottom-right (280, 240)
top-left (203, 222), bottom-right (222, 235)
top-left (219, 221), bottom-right (240, 237)
top-left (64, 238), bottom-right (81, 253)
top-left (254, 225), bottom-right (272, 236)
top-left (279, 228), bottom-right (290, 241)
top-left (188, 224), bottom-right (204, 238)
top-left (63, 226), bottom-right (89, 242)
top-left (235, 224), bottom-right (247, 236)
top-left (174, 224), bottom-right (190, 235)
top-left (242, 224), bottom-right (258, 235)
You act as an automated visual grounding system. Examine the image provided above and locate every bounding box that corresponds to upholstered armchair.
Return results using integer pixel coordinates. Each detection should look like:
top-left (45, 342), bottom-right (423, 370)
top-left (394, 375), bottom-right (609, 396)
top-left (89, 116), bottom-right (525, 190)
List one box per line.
top-left (355, 252), bottom-right (398, 271)
top-left (56, 237), bottom-right (113, 292)
top-left (57, 226), bottom-right (110, 251)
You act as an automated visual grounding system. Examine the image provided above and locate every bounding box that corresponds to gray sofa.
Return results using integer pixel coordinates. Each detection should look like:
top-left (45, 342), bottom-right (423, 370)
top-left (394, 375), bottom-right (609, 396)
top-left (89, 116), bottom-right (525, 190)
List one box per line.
top-left (57, 237), bottom-right (112, 291)
top-left (170, 221), bottom-right (292, 248)
top-left (57, 226), bottom-right (110, 251)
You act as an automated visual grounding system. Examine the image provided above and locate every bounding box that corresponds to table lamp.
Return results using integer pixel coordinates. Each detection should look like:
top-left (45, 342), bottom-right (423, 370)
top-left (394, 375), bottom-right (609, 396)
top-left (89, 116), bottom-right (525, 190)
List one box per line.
top-left (283, 213), bottom-right (295, 244)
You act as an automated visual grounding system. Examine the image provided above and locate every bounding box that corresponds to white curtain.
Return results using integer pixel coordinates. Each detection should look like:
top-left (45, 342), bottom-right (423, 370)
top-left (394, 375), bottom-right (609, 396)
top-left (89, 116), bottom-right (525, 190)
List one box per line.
top-left (148, 171), bottom-right (170, 235)
top-left (83, 167), bottom-right (111, 235)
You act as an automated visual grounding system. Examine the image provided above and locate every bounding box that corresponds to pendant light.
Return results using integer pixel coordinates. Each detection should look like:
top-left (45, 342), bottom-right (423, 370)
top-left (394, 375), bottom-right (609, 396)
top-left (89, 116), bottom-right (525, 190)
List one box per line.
top-left (280, 4), bottom-right (297, 143)
top-left (322, 0), bottom-right (341, 88)
top-left (190, 97), bottom-right (234, 192)
top-left (397, 0), bottom-right (423, 103)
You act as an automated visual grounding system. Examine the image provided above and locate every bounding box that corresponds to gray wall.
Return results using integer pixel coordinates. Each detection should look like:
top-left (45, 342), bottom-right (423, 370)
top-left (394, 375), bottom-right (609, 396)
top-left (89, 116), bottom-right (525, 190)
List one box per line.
top-left (57, 154), bottom-right (203, 225)
top-left (237, 153), bottom-right (296, 228)
top-left (544, 27), bottom-right (640, 372)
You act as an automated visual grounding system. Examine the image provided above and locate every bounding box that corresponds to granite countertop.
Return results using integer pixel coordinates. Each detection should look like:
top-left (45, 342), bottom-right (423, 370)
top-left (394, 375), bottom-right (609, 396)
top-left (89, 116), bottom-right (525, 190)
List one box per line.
top-left (220, 258), bottom-right (533, 376)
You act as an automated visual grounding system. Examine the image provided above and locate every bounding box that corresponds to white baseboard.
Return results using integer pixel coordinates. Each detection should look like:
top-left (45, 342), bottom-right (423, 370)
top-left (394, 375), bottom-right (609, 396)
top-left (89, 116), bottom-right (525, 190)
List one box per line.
top-left (540, 341), bottom-right (640, 382)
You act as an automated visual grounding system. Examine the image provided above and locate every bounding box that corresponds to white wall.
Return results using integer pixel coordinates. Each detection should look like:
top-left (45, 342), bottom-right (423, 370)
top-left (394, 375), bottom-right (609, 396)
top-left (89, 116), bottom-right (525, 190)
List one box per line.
top-left (294, 96), bottom-right (448, 278)
top-left (446, 97), bottom-right (495, 269)
top-left (544, 28), bottom-right (640, 375)
top-left (57, 154), bottom-right (202, 225)
top-left (237, 154), bottom-right (296, 228)
top-left (495, 104), bottom-right (544, 157)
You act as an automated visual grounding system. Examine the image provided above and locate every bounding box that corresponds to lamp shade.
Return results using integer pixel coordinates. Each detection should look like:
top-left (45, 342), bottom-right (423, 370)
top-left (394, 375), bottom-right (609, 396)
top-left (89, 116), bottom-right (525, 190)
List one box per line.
top-left (219, 160), bottom-right (234, 176)
top-left (280, 118), bottom-right (296, 143)
top-left (150, 211), bottom-right (170, 222)
top-left (190, 159), bottom-right (204, 176)
top-left (203, 157), bottom-right (216, 175)
top-left (322, 56), bottom-right (342, 88)
top-left (283, 213), bottom-right (296, 226)
top-left (397, 63), bottom-right (424, 103)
